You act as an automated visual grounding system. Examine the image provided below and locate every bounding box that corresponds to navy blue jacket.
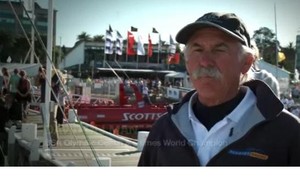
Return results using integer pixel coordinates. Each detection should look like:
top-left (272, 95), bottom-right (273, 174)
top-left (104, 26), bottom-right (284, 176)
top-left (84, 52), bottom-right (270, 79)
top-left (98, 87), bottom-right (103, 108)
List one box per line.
top-left (138, 80), bottom-right (300, 166)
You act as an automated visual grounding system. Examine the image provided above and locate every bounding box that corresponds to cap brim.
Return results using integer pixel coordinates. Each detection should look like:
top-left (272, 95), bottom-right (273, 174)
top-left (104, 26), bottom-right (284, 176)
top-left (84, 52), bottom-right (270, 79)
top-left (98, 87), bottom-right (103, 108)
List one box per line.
top-left (175, 21), bottom-right (245, 44)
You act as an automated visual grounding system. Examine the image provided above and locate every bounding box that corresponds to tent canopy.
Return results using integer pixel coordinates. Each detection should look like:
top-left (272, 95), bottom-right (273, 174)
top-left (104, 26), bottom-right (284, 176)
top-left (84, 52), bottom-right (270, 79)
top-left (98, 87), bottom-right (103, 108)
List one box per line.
top-left (0, 63), bottom-right (40, 77)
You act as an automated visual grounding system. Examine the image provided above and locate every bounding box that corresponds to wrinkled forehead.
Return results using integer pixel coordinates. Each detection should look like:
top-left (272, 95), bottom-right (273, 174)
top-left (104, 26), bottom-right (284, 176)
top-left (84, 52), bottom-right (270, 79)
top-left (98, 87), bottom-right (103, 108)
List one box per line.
top-left (187, 27), bottom-right (242, 45)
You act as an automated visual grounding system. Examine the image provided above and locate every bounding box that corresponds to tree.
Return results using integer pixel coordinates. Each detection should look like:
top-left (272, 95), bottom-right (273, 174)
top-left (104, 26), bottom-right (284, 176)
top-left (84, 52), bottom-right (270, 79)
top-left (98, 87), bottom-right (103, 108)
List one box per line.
top-left (77, 32), bottom-right (91, 42)
top-left (253, 27), bottom-right (296, 77)
top-left (279, 42), bottom-right (296, 77)
top-left (93, 35), bottom-right (104, 42)
top-left (12, 35), bottom-right (29, 63)
top-left (252, 27), bottom-right (278, 64)
top-left (0, 30), bottom-right (15, 63)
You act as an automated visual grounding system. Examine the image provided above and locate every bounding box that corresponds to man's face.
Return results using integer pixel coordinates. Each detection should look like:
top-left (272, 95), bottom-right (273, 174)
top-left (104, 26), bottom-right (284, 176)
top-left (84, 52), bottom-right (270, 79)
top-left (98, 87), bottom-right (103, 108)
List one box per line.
top-left (185, 27), bottom-right (252, 106)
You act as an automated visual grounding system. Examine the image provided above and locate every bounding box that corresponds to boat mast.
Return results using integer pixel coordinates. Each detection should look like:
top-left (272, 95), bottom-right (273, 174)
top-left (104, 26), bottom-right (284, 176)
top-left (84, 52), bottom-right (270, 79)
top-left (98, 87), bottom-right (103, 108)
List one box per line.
top-left (43, 0), bottom-right (53, 149)
top-left (274, 3), bottom-right (279, 79)
top-left (30, 0), bottom-right (35, 64)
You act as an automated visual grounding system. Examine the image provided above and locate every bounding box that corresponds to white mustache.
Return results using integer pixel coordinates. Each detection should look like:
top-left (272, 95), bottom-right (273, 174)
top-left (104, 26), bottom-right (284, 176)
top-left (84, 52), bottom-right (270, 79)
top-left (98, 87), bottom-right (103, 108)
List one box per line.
top-left (191, 67), bottom-right (222, 79)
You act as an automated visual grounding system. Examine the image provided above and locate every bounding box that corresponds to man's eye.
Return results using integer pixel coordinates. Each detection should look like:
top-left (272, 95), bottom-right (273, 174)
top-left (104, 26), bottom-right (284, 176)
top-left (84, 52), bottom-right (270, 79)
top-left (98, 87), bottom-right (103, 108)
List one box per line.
top-left (214, 48), bottom-right (225, 52)
top-left (193, 48), bottom-right (203, 52)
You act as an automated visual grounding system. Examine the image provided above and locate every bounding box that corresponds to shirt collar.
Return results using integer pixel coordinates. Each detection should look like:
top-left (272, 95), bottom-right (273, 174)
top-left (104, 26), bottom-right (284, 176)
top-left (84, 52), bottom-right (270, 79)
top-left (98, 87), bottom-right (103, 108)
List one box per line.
top-left (188, 86), bottom-right (256, 124)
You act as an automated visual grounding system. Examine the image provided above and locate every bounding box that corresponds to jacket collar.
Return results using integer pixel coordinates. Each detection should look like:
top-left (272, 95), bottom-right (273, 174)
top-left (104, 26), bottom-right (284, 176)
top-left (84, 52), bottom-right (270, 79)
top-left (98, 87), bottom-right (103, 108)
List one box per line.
top-left (172, 80), bottom-right (283, 120)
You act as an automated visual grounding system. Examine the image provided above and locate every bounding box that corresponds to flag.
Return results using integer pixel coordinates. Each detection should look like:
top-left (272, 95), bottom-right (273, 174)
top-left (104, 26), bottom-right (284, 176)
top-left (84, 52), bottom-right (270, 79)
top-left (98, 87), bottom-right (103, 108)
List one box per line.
top-left (158, 34), bottom-right (162, 51)
top-left (168, 53), bottom-right (180, 64)
top-left (168, 35), bottom-right (179, 64)
top-left (152, 28), bottom-right (158, 33)
top-left (137, 35), bottom-right (145, 55)
top-left (131, 26), bottom-right (138, 32)
top-left (170, 35), bottom-right (174, 45)
top-left (169, 35), bottom-right (176, 54)
top-left (148, 34), bottom-right (153, 57)
top-left (6, 56), bottom-right (11, 63)
top-left (109, 25), bottom-right (113, 32)
top-left (116, 31), bottom-right (123, 55)
top-left (278, 52), bottom-right (286, 62)
top-left (127, 31), bottom-right (135, 55)
top-left (105, 30), bottom-right (113, 54)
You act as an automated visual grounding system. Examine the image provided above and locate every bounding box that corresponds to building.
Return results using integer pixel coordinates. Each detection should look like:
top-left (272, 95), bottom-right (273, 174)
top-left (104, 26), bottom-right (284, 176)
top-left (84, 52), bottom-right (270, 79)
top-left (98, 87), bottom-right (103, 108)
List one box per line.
top-left (0, 0), bottom-right (57, 63)
top-left (0, 0), bottom-right (56, 37)
top-left (59, 40), bottom-right (183, 79)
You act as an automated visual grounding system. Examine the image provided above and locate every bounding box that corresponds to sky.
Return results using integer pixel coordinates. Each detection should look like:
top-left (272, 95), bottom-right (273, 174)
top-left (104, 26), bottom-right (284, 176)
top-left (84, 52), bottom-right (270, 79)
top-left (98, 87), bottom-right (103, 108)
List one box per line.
top-left (36, 0), bottom-right (300, 48)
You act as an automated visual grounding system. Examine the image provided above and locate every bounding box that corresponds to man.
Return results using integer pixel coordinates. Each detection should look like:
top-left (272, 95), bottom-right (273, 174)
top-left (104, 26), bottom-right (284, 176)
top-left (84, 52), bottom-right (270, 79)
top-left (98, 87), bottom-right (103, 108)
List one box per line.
top-left (138, 12), bottom-right (300, 166)
top-left (9, 69), bottom-right (21, 99)
top-left (38, 66), bottom-right (59, 146)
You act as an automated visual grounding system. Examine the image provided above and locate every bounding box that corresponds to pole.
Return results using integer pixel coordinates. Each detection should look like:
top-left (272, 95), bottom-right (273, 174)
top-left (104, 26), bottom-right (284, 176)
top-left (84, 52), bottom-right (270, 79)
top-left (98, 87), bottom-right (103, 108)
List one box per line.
top-left (43, 0), bottom-right (53, 150)
top-left (58, 36), bottom-right (62, 67)
top-left (274, 3), bottom-right (279, 79)
top-left (126, 33), bottom-right (128, 62)
top-left (136, 54), bottom-right (139, 69)
top-left (30, 0), bottom-right (35, 64)
top-left (157, 34), bottom-right (160, 64)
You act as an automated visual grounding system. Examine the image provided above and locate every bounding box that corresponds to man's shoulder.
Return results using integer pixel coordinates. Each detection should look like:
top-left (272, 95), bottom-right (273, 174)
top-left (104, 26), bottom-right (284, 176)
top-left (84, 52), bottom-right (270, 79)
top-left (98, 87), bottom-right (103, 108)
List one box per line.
top-left (148, 113), bottom-right (172, 136)
top-left (277, 109), bottom-right (300, 129)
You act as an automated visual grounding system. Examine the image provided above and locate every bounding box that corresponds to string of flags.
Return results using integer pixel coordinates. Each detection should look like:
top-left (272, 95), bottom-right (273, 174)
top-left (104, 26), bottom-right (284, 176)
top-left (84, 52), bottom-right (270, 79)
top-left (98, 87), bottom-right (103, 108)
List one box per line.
top-left (104, 25), bottom-right (180, 64)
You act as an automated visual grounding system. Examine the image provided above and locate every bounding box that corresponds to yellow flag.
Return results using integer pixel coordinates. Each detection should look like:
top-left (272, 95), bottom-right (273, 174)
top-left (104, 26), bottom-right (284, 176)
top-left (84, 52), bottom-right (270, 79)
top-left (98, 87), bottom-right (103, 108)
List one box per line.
top-left (278, 52), bottom-right (286, 62)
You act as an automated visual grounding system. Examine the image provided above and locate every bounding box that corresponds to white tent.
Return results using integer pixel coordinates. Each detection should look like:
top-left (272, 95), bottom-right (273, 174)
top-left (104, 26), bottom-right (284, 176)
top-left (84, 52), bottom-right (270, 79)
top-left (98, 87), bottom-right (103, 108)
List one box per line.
top-left (0, 63), bottom-right (40, 77)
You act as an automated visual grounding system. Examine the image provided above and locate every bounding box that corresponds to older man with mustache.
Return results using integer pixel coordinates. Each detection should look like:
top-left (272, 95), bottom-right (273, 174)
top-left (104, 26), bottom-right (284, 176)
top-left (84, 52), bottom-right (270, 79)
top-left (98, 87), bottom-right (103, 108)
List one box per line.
top-left (138, 12), bottom-right (300, 166)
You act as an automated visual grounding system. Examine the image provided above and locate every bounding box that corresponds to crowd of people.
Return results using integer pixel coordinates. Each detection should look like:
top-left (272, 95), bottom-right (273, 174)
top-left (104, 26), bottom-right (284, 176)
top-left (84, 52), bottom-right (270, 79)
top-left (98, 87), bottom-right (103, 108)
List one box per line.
top-left (0, 67), bottom-right (32, 125)
top-left (0, 67), bottom-right (33, 165)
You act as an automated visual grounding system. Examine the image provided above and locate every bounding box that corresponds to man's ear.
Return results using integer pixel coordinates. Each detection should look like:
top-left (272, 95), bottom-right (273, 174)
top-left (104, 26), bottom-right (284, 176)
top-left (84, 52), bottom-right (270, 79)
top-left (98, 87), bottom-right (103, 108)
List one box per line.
top-left (241, 54), bottom-right (254, 74)
top-left (185, 62), bottom-right (190, 74)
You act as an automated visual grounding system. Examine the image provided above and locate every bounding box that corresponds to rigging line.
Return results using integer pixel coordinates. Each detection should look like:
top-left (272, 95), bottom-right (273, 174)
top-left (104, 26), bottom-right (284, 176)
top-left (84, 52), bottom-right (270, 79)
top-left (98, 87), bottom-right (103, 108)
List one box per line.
top-left (77, 118), bottom-right (103, 166)
top-left (10, 1), bottom-right (64, 108)
top-left (113, 59), bottom-right (130, 80)
top-left (41, 70), bottom-right (92, 166)
top-left (48, 72), bottom-right (105, 166)
top-left (13, 1), bottom-right (95, 166)
top-left (50, 70), bottom-right (104, 166)
top-left (8, 0), bottom-right (55, 159)
top-left (18, 1), bottom-right (96, 166)
top-left (7, 0), bottom-right (40, 63)
top-left (105, 61), bottom-right (123, 82)
top-left (58, 85), bottom-right (103, 166)
top-left (39, 103), bottom-right (55, 159)
top-left (17, 0), bottom-right (51, 64)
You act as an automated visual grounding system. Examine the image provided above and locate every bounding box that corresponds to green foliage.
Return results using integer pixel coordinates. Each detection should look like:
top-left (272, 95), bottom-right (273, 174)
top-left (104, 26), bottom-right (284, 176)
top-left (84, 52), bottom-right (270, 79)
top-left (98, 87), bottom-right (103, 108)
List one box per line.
top-left (77, 32), bottom-right (92, 42)
top-left (93, 35), bottom-right (104, 42)
top-left (252, 27), bottom-right (296, 75)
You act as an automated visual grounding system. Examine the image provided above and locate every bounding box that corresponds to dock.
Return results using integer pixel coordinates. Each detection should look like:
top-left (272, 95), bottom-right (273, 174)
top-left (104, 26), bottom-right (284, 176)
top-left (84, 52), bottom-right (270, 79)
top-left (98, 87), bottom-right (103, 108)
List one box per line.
top-left (5, 110), bottom-right (142, 166)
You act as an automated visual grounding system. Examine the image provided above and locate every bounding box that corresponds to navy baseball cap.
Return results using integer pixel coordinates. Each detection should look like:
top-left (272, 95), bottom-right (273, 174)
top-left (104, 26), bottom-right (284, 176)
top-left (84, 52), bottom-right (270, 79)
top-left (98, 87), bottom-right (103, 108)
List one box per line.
top-left (175, 12), bottom-right (251, 47)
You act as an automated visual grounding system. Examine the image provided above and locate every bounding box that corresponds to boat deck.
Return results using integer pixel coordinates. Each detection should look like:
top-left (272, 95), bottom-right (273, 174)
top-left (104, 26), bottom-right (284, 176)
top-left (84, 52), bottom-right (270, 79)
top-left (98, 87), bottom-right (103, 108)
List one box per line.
top-left (6, 111), bottom-right (142, 166)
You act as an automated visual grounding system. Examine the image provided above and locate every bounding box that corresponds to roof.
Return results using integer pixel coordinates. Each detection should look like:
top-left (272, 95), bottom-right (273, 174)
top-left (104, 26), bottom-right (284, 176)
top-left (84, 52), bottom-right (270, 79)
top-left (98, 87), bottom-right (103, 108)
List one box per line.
top-left (97, 67), bottom-right (176, 74)
top-left (165, 72), bottom-right (187, 78)
top-left (256, 60), bottom-right (290, 79)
